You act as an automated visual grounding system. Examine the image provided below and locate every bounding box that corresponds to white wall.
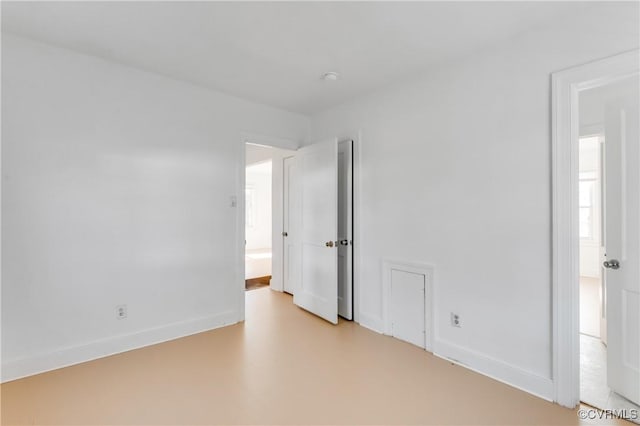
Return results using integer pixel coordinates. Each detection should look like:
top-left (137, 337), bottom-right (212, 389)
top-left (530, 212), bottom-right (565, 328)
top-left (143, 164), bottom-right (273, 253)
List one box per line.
top-left (1, 34), bottom-right (308, 381)
top-left (245, 161), bottom-right (272, 250)
top-left (578, 137), bottom-right (602, 278)
top-left (309, 3), bottom-right (639, 399)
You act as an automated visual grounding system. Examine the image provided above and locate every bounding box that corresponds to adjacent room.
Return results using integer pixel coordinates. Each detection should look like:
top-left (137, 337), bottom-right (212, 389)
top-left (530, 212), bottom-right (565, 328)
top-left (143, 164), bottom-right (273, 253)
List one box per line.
top-left (578, 75), bottom-right (640, 416)
top-left (1, 1), bottom-right (639, 425)
top-left (245, 145), bottom-right (274, 291)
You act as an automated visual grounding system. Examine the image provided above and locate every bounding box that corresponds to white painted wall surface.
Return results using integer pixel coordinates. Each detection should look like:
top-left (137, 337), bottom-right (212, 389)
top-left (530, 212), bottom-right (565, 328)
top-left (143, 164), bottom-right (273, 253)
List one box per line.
top-left (578, 138), bottom-right (601, 279)
top-left (245, 161), bottom-right (273, 279)
top-left (309, 3), bottom-right (639, 398)
top-left (1, 35), bottom-right (308, 381)
top-left (245, 162), bottom-right (272, 250)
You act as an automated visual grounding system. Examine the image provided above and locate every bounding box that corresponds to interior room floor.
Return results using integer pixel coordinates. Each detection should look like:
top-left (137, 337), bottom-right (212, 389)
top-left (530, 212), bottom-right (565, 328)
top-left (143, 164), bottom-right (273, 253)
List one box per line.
top-left (245, 275), bottom-right (271, 291)
top-left (580, 333), bottom-right (640, 423)
top-left (1, 288), bottom-right (632, 425)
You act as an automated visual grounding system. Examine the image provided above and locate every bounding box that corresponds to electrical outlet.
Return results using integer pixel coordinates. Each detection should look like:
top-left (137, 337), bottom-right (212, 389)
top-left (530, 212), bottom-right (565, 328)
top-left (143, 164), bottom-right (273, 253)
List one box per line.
top-left (450, 312), bottom-right (461, 328)
top-left (116, 304), bottom-right (127, 320)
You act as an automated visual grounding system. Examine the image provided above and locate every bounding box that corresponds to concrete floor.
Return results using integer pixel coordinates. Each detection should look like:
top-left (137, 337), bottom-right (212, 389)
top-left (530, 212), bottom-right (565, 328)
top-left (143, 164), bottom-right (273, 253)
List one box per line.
top-left (1, 288), bottom-right (632, 425)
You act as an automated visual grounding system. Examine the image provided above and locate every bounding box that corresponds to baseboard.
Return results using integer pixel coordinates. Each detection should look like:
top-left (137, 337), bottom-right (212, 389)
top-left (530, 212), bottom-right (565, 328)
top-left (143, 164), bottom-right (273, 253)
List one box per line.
top-left (358, 311), bottom-right (384, 334)
top-left (245, 275), bottom-right (272, 286)
top-left (1, 310), bottom-right (238, 383)
top-left (358, 312), bottom-right (554, 401)
top-left (434, 338), bottom-right (554, 401)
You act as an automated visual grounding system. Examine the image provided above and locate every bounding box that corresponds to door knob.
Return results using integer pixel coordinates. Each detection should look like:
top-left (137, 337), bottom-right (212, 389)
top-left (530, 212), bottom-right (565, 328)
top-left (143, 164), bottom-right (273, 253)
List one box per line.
top-left (325, 241), bottom-right (334, 247)
top-left (282, 232), bottom-right (288, 237)
top-left (603, 259), bottom-right (620, 270)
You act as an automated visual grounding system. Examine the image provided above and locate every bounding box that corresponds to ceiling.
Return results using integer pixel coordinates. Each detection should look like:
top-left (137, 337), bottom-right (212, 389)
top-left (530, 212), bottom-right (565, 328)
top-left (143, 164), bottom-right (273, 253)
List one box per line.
top-left (246, 144), bottom-right (274, 167)
top-left (2, 1), bottom-right (592, 115)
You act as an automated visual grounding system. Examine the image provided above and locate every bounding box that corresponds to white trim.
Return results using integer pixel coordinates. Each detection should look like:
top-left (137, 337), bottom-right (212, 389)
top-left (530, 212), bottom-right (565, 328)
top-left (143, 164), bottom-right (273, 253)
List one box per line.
top-left (382, 259), bottom-right (435, 352)
top-left (353, 133), bottom-right (362, 324)
top-left (434, 340), bottom-right (554, 402)
top-left (241, 132), bottom-right (299, 151)
top-left (237, 136), bottom-right (247, 321)
top-left (1, 310), bottom-right (238, 383)
top-left (375, 255), bottom-right (555, 401)
top-left (280, 154), bottom-right (297, 294)
top-left (551, 49), bottom-right (640, 408)
top-left (620, 109), bottom-right (628, 261)
top-left (336, 132), bottom-right (363, 324)
top-left (0, 20), bottom-right (3, 386)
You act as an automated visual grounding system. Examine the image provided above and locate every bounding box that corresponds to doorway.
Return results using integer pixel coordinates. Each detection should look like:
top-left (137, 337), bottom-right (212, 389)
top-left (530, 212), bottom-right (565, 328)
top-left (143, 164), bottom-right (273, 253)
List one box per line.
top-left (244, 142), bottom-right (296, 293)
top-left (241, 136), bottom-right (358, 325)
top-left (578, 76), bottom-right (640, 415)
top-left (552, 50), bottom-right (640, 413)
top-left (245, 156), bottom-right (273, 291)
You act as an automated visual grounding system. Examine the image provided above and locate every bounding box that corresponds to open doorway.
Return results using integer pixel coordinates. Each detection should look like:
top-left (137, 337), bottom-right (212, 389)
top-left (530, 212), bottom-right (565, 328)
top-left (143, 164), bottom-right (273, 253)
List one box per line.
top-left (241, 137), bottom-right (358, 325)
top-left (577, 73), bottom-right (640, 416)
top-left (245, 157), bottom-right (272, 291)
top-left (553, 50), bottom-right (639, 412)
top-left (244, 142), bottom-right (296, 292)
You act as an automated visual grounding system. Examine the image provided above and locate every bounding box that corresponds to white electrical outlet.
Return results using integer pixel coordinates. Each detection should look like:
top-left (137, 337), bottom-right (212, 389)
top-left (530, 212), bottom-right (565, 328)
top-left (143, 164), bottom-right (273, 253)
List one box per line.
top-left (116, 304), bottom-right (127, 320)
top-left (450, 312), bottom-right (461, 328)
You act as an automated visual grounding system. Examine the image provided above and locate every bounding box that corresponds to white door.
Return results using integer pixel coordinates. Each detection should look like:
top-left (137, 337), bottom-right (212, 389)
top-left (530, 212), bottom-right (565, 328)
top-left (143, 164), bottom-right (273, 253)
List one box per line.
top-left (390, 270), bottom-right (425, 348)
top-left (283, 156), bottom-right (296, 295)
top-left (293, 138), bottom-right (339, 324)
top-left (604, 75), bottom-right (640, 405)
top-left (338, 140), bottom-right (353, 319)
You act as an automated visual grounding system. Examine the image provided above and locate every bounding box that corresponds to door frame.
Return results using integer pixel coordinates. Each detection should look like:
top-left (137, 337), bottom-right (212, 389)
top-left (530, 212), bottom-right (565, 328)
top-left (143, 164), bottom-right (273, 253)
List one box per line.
top-left (282, 154), bottom-right (296, 295)
top-left (551, 49), bottom-right (639, 408)
top-left (338, 132), bottom-right (363, 324)
top-left (237, 131), bottom-right (363, 325)
top-left (337, 139), bottom-right (354, 320)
